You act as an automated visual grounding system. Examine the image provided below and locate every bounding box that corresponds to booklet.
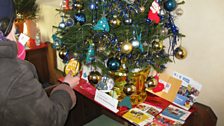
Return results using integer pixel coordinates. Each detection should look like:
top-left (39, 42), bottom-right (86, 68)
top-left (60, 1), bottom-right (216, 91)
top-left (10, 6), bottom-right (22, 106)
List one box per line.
top-left (172, 72), bottom-right (202, 110)
top-left (122, 103), bottom-right (163, 126)
top-left (151, 104), bottom-right (191, 126)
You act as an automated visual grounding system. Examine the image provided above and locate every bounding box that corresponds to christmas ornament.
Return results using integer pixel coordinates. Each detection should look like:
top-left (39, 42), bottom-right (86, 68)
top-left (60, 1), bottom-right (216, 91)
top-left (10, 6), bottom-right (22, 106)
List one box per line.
top-left (66, 18), bottom-right (74, 27)
top-left (89, 2), bottom-right (97, 10)
top-left (152, 83), bottom-right (164, 93)
top-left (58, 48), bottom-right (68, 60)
top-left (145, 77), bottom-right (158, 89)
top-left (175, 8), bottom-right (184, 16)
top-left (121, 41), bottom-right (133, 54)
top-left (73, 52), bottom-right (80, 59)
top-left (58, 19), bottom-right (66, 29)
top-left (74, 13), bottom-right (86, 25)
top-left (107, 57), bottom-right (121, 71)
top-left (164, 0), bottom-right (177, 12)
top-left (139, 6), bottom-right (145, 13)
top-left (152, 41), bottom-right (163, 52)
top-left (146, 18), bottom-right (152, 24)
top-left (16, 13), bottom-right (23, 20)
top-left (93, 17), bottom-right (110, 32)
top-left (64, 58), bottom-right (81, 76)
top-left (148, 0), bottom-right (160, 24)
top-left (52, 34), bottom-right (62, 50)
top-left (73, 1), bottom-right (84, 10)
top-left (131, 39), bottom-right (140, 48)
top-left (174, 46), bottom-right (187, 59)
top-left (109, 18), bottom-right (121, 27)
top-left (97, 46), bottom-right (106, 53)
top-left (160, 27), bottom-right (168, 36)
top-left (62, 0), bottom-right (71, 10)
top-left (158, 9), bottom-right (166, 17)
top-left (88, 71), bottom-right (102, 85)
top-left (96, 76), bottom-right (115, 91)
top-left (137, 32), bottom-right (144, 53)
top-left (123, 17), bottom-right (133, 25)
top-left (86, 42), bottom-right (95, 64)
top-left (123, 83), bottom-right (136, 96)
top-left (123, 0), bottom-right (135, 4)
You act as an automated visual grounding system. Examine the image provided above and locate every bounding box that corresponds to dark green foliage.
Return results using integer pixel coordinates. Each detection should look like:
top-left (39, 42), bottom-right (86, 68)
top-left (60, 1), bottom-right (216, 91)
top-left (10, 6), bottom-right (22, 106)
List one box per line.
top-left (14, 0), bottom-right (38, 20)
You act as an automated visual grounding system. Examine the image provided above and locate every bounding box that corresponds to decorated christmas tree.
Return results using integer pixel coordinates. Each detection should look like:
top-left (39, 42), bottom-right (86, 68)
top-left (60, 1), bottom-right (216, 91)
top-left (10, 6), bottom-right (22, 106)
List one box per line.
top-left (14, 0), bottom-right (38, 21)
top-left (52, 0), bottom-right (187, 105)
top-left (14, 0), bottom-right (39, 34)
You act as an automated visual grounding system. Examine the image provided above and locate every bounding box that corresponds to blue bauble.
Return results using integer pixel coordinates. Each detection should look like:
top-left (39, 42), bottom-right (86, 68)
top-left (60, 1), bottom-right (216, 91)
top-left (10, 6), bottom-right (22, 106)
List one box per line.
top-left (127, 54), bottom-right (132, 58)
top-left (111, 37), bottom-right (118, 45)
top-left (74, 13), bottom-right (86, 25)
top-left (66, 18), bottom-right (74, 27)
top-left (89, 3), bottom-right (97, 10)
top-left (107, 58), bottom-right (121, 71)
top-left (146, 18), bottom-right (152, 24)
top-left (164, 0), bottom-right (177, 12)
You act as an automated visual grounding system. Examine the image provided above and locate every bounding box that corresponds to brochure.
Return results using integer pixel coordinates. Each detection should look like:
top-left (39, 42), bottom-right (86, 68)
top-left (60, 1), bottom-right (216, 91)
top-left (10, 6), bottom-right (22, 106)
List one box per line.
top-left (122, 103), bottom-right (163, 126)
top-left (173, 72), bottom-right (202, 110)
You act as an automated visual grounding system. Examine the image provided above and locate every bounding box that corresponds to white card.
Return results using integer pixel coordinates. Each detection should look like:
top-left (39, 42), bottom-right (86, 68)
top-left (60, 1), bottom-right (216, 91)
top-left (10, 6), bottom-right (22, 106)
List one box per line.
top-left (81, 65), bottom-right (91, 81)
top-left (18, 33), bottom-right (30, 46)
top-left (94, 90), bottom-right (119, 113)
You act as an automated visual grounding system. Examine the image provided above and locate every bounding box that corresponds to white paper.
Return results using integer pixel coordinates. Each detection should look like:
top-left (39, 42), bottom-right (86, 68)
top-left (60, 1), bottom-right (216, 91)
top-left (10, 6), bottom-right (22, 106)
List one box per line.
top-left (18, 33), bottom-right (30, 46)
top-left (94, 90), bottom-right (119, 113)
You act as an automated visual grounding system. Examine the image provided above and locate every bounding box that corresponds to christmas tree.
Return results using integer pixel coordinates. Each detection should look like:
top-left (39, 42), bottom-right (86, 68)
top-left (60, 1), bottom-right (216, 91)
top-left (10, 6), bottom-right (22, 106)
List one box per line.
top-left (14, 0), bottom-right (38, 21)
top-left (52, 0), bottom-right (187, 104)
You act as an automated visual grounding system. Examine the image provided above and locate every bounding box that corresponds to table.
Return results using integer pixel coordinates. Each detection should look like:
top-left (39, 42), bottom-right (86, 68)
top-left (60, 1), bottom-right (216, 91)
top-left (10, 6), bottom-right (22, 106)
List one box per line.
top-left (63, 79), bottom-right (217, 126)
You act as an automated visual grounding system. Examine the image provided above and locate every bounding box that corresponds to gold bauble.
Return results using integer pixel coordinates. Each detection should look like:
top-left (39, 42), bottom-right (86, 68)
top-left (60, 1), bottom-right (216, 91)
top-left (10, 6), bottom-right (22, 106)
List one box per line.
top-left (58, 48), bottom-right (67, 60)
top-left (88, 71), bottom-right (102, 85)
top-left (110, 18), bottom-right (121, 26)
top-left (123, 83), bottom-right (136, 96)
top-left (121, 57), bottom-right (127, 64)
top-left (97, 46), bottom-right (106, 52)
top-left (145, 77), bottom-right (158, 89)
top-left (152, 41), bottom-right (163, 52)
top-left (121, 41), bottom-right (133, 54)
top-left (74, 1), bottom-right (84, 10)
top-left (139, 6), bottom-right (145, 13)
top-left (64, 58), bottom-right (81, 76)
top-left (174, 46), bottom-right (187, 60)
top-left (73, 52), bottom-right (79, 59)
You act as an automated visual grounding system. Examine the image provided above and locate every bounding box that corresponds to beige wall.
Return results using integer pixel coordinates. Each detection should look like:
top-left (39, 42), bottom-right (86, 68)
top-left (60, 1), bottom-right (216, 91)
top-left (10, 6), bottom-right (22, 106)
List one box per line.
top-left (36, 0), bottom-right (224, 125)
top-left (166, 1), bottom-right (224, 125)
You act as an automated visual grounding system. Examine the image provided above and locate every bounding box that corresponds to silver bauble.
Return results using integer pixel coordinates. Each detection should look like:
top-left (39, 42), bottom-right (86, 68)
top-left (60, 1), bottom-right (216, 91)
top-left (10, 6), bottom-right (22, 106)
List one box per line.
top-left (131, 39), bottom-right (140, 48)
